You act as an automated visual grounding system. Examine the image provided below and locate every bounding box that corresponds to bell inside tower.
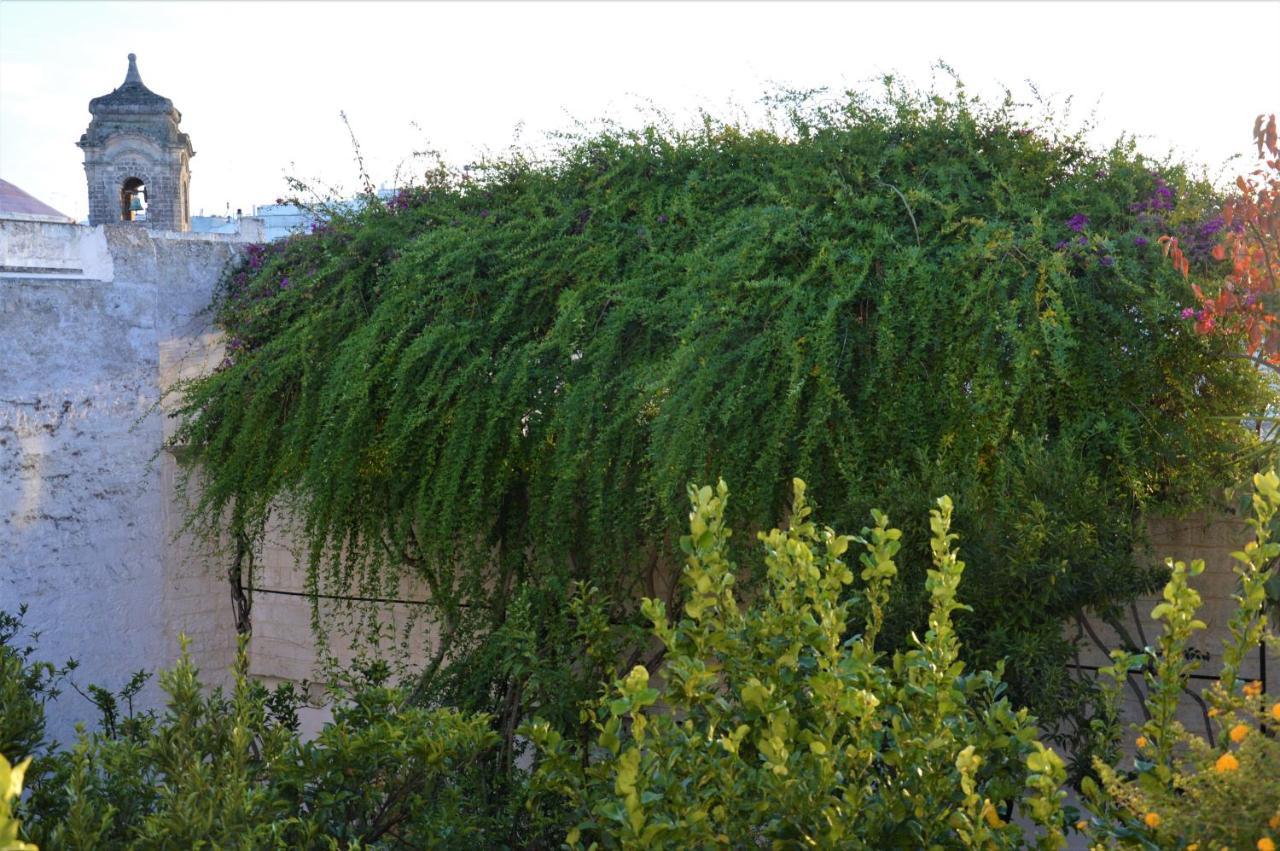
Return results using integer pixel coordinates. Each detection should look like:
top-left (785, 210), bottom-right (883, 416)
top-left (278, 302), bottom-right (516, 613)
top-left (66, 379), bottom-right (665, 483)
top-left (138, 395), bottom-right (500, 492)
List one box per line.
top-left (120, 177), bottom-right (147, 222)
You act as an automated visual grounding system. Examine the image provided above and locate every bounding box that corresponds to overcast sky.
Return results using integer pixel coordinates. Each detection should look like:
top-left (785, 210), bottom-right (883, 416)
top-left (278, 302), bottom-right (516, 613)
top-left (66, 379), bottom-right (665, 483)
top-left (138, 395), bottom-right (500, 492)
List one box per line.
top-left (1, 0), bottom-right (1277, 222)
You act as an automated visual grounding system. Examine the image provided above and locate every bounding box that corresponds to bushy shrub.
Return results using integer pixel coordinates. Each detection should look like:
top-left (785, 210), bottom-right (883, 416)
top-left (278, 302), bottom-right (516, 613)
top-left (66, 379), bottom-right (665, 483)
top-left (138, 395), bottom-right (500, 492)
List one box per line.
top-left (1079, 470), bottom-right (1280, 849)
top-left (11, 643), bottom-right (500, 849)
top-left (526, 479), bottom-right (1072, 848)
top-left (5, 473), bottom-right (1279, 847)
top-left (0, 608), bottom-right (74, 765)
top-left (1, 753), bottom-right (36, 851)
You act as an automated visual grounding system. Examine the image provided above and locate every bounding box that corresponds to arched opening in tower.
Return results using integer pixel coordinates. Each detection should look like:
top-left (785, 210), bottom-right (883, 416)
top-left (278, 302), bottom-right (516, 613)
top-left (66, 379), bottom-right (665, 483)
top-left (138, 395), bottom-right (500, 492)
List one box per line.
top-left (120, 177), bottom-right (147, 222)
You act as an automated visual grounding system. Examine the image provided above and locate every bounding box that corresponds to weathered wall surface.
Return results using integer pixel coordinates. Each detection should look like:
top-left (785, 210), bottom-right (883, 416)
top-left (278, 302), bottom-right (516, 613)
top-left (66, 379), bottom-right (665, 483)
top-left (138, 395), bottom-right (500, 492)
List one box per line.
top-left (1, 217), bottom-right (433, 742)
top-left (0, 220), bottom-right (244, 743)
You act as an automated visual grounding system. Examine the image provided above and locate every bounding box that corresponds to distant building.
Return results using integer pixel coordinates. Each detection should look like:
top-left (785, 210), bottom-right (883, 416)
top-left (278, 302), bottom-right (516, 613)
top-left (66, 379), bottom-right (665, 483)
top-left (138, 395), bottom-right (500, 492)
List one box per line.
top-left (191, 203), bottom-right (316, 243)
top-left (0, 178), bottom-right (75, 224)
top-left (249, 203), bottom-right (317, 241)
top-left (192, 193), bottom-right (406, 244)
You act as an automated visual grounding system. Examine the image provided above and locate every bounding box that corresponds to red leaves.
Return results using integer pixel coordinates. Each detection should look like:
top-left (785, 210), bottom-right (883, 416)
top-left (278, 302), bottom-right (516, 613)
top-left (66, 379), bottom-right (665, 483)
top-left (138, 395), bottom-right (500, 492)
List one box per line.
top-left (1170, 114), bottom-right (1280, 362)
top-left (1255, 113), bottom-right (1279, 159)
top-left (1159, 235), bottom-right (1190, 277)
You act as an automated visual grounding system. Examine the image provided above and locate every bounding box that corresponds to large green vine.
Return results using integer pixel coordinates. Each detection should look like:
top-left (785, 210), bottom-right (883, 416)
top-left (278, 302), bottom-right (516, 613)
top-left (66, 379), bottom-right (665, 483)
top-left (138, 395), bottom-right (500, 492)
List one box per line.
top-left (172, 82), bottom-right (1267, 744)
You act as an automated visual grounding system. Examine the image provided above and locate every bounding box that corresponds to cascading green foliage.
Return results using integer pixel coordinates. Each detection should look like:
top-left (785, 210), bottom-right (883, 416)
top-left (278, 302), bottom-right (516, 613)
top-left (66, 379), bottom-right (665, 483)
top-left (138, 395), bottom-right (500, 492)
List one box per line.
top-left (172, 81), bottom-right (1267, 736)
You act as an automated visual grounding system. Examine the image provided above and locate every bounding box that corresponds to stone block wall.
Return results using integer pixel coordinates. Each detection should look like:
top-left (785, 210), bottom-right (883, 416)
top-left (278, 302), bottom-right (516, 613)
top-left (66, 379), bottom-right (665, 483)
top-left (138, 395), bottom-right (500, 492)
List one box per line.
top-left (246, 515), bottom-right (439, 735)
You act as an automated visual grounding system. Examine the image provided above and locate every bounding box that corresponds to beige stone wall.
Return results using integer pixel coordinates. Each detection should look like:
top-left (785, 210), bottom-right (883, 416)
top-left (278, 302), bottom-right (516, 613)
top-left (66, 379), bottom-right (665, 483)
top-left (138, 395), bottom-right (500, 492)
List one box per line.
top-left (159, 333), bottom-right (239, 685)
top-left (241, 510), bottom-right (437, 690)
top-left (240, 502), bottom-right (1276, 735)
top-left (157, 326), bottom-right (438, 714)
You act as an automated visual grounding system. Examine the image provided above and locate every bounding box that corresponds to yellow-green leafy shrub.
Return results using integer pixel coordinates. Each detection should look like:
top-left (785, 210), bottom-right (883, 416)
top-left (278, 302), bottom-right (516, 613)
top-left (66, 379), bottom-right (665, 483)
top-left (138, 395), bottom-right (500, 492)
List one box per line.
top-left (527, 480), bottom-right (1071, 848)
top-left (1080, 471), bottom-right (1280, 849)
top-left (1, 753), bottom-right (37, 851)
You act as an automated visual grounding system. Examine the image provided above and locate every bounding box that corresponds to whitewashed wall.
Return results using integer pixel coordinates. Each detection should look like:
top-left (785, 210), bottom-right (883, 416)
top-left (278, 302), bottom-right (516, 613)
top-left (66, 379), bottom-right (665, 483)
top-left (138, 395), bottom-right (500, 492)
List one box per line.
top-left (0, 219), bottom-right (244, 743)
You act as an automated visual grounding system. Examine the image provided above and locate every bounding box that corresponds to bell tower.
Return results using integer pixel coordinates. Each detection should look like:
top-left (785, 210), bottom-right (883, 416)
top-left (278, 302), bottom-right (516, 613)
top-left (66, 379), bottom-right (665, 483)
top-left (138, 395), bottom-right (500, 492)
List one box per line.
top-left (78, 54), bottom-right (193, 231)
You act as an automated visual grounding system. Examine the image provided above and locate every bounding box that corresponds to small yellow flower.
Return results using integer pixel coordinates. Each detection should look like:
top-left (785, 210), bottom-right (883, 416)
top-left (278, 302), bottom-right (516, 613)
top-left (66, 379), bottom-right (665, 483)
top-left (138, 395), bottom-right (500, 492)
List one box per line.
top-left (1244, 680), bottom-right (1263, 698)
top-left (1230, 723), bottom-right (1250, 743)
top-left (1258, 838), bottom-right (1275, 851)
top-left (1208, 707), bottom-right (1221, 717)
top-left (1187, 845), bottom-right (1198, 851)
top-left (1075, 820), bottom-right (1088, 831)
top-left (1135, 735), bottom-right (1149, 748)
top-left (1215, 752), bottom-right (1240, 772)
top-left (1271, 702), bottom-right (1280, 723)
top-left (1144, 811), bottom-right (1162, 829)
top-left (1271, 814), bottom-right (1280, 830)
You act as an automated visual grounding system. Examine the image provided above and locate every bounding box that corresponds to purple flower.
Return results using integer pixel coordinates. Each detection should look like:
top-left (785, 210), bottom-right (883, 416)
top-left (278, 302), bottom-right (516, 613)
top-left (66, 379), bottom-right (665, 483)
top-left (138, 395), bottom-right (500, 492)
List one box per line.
top-left (1129, 177), bottom-right (1177, 215)
top-left (1067, 213), bottom-right (1089, 232)
top-left (1055, 240), bottom-right (1070, 251)
top-left (1197, 216), bottom-right (1224, 238)
top-left (657, 214), bottom-right (669, 224)
top-left (1099, 255), bottom-right (1115, 267)
top-left (389, 189), bottom-right (414, 211)
top-left (1181, 307), bottom-right (1196, 319)
top-left (1133, 236), bottom-right (1149, 247)
top-left (279, 277), bottom-right (290, 290)
top-left (1077, 236), bottom-right (1088, 246)
top-left (479, 209), bottom-right (489, 218)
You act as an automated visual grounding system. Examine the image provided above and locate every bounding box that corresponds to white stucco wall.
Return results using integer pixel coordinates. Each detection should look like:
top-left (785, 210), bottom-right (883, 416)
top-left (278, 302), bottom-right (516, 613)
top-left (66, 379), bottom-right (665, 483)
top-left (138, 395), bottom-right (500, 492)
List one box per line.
top-left (0, 217), bottom-right (433, 744)
top-left (0, 219), bottom-right (246, 743)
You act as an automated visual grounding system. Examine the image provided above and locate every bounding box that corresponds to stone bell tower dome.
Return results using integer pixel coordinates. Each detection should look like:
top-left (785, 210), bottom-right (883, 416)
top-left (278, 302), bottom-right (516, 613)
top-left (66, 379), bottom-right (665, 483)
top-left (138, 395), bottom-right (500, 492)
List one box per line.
top-left (78, 53), bottom-right (193, 231)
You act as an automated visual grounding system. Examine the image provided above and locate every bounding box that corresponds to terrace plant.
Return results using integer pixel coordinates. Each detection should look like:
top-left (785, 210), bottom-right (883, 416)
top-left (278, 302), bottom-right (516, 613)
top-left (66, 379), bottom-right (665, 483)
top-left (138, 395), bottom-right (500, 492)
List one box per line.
top-left (9, 643), bottom-right (501, 849)
top-left (526, 480), bottom-right (1072, 849)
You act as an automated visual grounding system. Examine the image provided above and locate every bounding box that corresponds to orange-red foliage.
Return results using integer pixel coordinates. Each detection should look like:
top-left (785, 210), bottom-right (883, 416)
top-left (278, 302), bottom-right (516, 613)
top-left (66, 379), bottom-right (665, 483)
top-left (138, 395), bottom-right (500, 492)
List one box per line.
top-left (1175, 115), bottom-right (1280, 362)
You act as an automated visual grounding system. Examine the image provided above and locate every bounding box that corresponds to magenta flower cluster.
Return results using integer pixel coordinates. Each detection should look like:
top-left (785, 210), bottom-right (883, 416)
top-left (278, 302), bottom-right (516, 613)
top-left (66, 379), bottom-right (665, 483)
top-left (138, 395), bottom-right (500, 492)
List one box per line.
top-left (388, 189), bottom-right (414, 212)
top-left (1128, 175), bottom-right (1175, 215)
top-left (1054, 216), bottom-right (1115, 269)
top-left (246, 243), bottom-right (267, 271)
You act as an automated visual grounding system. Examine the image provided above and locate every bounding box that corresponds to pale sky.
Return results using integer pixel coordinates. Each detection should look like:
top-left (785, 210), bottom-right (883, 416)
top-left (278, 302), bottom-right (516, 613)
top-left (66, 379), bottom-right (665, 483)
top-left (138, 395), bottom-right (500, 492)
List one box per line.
top-left (1, 0), bottom-right (1277, 222)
